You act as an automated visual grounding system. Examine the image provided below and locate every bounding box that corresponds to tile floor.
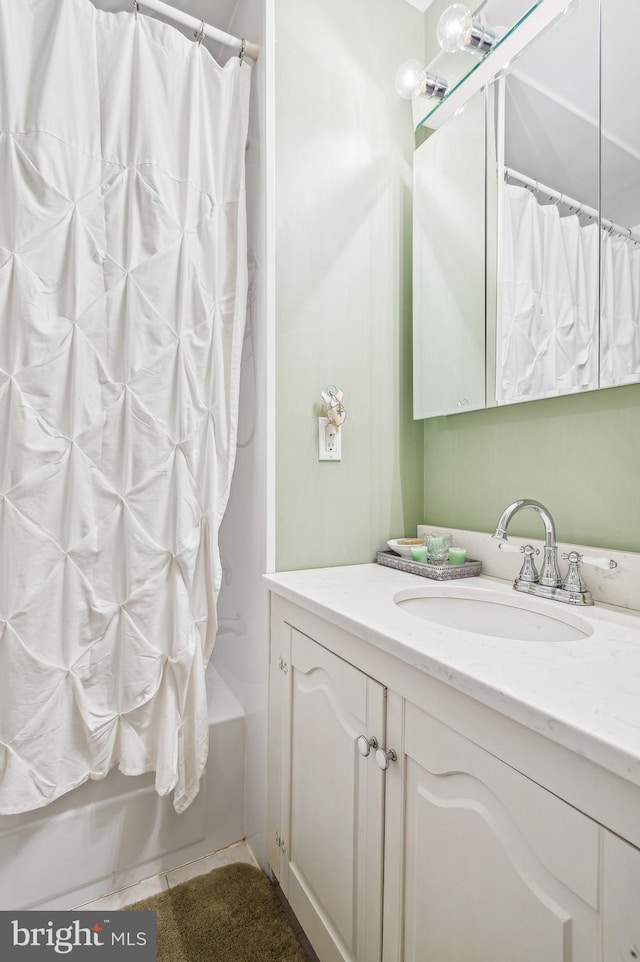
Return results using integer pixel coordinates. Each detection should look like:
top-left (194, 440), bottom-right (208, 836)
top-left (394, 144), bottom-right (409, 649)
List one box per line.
top-left (74, 840), bottom-right (258, 912)
top-left (75, 840), bottom-right (319, 961)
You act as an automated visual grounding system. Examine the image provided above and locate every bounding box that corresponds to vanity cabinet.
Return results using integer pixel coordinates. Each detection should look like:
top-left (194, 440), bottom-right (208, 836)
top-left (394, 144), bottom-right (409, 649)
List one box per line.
top-left (267, 593), bottom-right (640, 962)
top-left (268, 624), bottom-right (386, 962)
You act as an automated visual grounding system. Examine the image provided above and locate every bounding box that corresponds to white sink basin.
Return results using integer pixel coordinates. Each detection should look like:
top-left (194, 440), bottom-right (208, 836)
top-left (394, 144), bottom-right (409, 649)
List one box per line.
top-left (395, 587), bottom-right (593, 642)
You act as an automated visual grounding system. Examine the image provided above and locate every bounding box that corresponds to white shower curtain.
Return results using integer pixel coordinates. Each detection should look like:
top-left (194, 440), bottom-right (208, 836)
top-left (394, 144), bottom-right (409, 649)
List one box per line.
top-left (601, 230), bottom-right (640, 386)
top-left (0, 0), bottom-right (251, 814)
top-left (497, 184), bottom-right (599, 403)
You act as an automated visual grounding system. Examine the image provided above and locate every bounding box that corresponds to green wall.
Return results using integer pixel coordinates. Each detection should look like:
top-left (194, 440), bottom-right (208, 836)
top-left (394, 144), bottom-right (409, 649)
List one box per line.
top-left (423, 384), bottom-right (640, 551)
top-left (274, 0), bottom-right (425, 571)
top-left (274, 0), bottom-right (640, 568)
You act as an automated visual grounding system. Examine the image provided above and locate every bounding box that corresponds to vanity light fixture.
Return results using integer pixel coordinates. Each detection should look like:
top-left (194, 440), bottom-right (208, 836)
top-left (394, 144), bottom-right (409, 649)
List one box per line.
top-left (437, 3), bottom-right (499, 55)
top-left (394, 59), bottom-right (448, 101)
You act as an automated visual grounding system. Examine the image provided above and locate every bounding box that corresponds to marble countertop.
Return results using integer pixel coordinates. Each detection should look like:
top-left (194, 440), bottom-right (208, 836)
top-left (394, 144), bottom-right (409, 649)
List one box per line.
top-left (264, 564), bottom-right (640, 789)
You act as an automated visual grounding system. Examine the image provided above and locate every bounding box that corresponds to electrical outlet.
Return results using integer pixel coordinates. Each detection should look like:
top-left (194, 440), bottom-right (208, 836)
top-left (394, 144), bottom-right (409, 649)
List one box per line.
top-left (318, 417), bottom-right (342, 461)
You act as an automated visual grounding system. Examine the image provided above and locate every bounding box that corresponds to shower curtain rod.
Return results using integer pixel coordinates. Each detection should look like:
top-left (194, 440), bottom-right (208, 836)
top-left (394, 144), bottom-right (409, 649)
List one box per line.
top-left (504, 166), bottom-right (640, 245)
top-left (136, 0), bottom-right (259, 61)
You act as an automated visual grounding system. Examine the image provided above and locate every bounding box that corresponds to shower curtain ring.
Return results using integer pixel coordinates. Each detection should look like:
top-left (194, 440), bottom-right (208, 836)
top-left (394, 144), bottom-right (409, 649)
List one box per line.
top-left (194, 20), bottom-right (206, 44)
top-left (239, 38), bottom-right (246, 61)
top-left (133, 0), bottom-right (139, 18)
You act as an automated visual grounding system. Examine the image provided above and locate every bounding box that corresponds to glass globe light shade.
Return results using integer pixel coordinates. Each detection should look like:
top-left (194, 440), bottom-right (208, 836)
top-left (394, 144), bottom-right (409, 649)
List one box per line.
top-left (437, 4), bottom-right (474, 53)
top-left (394, 59), bottom-right (423, 100)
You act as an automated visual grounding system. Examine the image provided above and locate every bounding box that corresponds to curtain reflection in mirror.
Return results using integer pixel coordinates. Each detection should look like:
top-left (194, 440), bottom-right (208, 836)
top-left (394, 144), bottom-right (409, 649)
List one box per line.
top-left (601, 234), bottom-right (640, 387)
top-left (497, 184), bottom-right (598, 403)
top-left (498, 180), bottom-right (640, 402)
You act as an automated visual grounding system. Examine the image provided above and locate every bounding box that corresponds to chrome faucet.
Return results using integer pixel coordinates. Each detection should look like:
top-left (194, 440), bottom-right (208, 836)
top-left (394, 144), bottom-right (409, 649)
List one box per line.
top-left (493, 498), bottom-right (562, 589)
top-left (493, 499), bottom-right (618, 607)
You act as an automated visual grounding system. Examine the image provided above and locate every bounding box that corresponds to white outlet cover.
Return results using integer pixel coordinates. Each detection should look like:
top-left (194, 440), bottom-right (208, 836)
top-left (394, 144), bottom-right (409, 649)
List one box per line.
top-left (318, 417), bottom-right (342, 461)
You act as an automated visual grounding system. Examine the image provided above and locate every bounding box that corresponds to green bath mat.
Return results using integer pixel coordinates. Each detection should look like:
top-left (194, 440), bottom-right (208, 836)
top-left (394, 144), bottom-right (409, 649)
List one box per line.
top-left (125, 862), bottom-right (307, 962)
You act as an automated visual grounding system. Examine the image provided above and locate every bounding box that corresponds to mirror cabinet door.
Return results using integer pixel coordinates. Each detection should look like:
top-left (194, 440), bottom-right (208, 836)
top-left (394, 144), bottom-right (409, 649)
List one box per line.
top-left (414, 0), bottom-right (608, 419)
top-left (493, 0), bottom-right (600, 406)
top-left (600, 0), bottom-right (640, 388)
top-left (413, 89), bottom-right (487, 419)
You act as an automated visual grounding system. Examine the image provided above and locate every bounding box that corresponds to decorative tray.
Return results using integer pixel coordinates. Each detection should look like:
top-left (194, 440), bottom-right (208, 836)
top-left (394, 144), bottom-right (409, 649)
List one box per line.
top-left (376, 550), bottom-right (482, 581)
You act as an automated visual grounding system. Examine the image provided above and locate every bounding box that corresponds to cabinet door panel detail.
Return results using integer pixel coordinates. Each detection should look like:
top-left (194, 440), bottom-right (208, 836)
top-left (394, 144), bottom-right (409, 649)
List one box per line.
top-left (285, 629), bottom-right (386, 962)
top-left (404, 702), bottom-right (600, 908)
top-left (398, 703), bottom-right (600, 962)
top-left (404, 761), bottom-right (600, 962)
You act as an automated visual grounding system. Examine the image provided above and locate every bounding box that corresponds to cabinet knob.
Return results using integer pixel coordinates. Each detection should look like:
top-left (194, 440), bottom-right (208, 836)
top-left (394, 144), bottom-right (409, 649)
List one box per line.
top-left (356, 735), bottom-right (378, 757)
top-left (375, 747), bottom-right (398, 771)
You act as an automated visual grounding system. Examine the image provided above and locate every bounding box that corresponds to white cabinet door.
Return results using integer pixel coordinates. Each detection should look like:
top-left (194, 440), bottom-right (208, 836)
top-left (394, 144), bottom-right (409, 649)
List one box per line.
top-left (603, 831), bottom-right (640, 962)
top-left (279, 627), bottom-right (386, 962)
top-left (384, 701), bottom-right (602, 962)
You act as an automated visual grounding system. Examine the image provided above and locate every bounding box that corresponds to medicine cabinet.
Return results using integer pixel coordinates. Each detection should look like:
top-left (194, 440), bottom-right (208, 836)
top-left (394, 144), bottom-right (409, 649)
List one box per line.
top-left (413, 0), bottom-right (640, 419)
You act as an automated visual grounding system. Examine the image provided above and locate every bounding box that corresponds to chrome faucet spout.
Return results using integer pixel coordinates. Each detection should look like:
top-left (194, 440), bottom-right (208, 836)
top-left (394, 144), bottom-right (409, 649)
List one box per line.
top-left (493, 498), bottom-right (557, 549)
top-left (493, 499), bottom-right (561, 588)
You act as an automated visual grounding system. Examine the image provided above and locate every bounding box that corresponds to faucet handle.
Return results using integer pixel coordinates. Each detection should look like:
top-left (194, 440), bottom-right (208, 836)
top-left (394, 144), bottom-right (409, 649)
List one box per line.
top-left (559, 551), bottom-right (609, 604)
top-left (498, 541), bottom-right (540, 556)
top-left (580, 554), bottom-right (618, 571)
top-left (561, 550), bottom-right (581, 563)
top-left (518, 544), bottom-right (540, 584)
top-left (561, 551), bottom-right (588, 594)
top-left (561, 551), bottom-right (618, 571)
top-left (498, 541), bottom-right (540, 584)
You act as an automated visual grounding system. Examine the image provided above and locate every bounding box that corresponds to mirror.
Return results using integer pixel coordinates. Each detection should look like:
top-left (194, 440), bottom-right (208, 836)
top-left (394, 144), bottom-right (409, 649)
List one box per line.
top-left (494, 0), bottom-right (599, 404)
top-left (600, 0), bottom-right (640, 387)
top-left (413, 0), bottom-right (640, 418)
top-left (413, 89), bottom-right (487, 416)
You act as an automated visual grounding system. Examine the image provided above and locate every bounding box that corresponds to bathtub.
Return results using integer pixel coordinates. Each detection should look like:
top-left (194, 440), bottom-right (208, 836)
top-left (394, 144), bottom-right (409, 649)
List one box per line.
top-left (0, 670), bottom-right (245, 910)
